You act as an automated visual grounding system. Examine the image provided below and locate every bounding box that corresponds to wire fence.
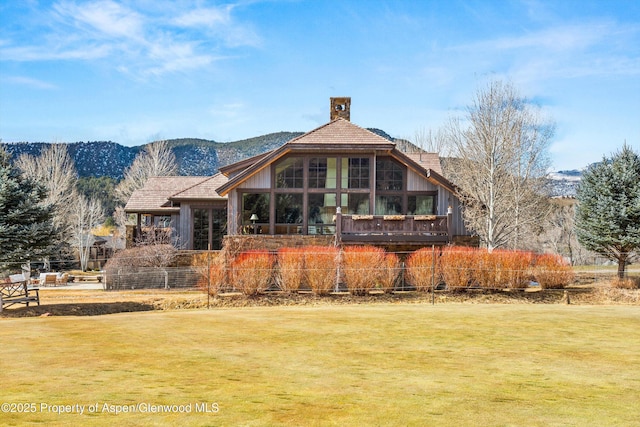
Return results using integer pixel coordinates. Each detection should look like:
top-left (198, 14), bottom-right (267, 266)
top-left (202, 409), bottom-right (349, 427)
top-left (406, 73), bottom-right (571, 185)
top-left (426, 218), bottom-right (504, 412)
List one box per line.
top-left (2, 249), bottom-right (638, 293)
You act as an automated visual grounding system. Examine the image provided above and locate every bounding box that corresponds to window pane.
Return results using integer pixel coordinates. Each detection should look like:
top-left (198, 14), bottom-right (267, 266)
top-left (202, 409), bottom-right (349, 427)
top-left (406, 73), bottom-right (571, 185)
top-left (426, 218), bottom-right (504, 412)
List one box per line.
top-left (242, 193), bottom-right (270, 225)
top-left (309, 157), bottom-right (337, 189)
top-left (211, 208), bottom-right (226, 250)
top-left (343, 193), bottom-right (370, 214)
top-left (276, 194), bottom-right (303, 224)
top-left (275, 157), bottom-right (303, 188)
top-left (376, 158), bottom-right (404, 191)
top-left (375, 195), bottom-right (402, 215)
top-left (408, 195), bottom-right (435, 215)
top-left (308, 193), bottom-right (337, 235)
top-left (341, 157), bottom-right (370, 189)
top-left (193, 209), bottom-right (209, 250)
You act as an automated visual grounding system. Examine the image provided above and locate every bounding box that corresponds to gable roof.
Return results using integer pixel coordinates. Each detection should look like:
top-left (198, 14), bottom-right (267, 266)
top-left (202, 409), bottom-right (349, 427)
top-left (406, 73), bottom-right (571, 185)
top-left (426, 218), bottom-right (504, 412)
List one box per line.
top-left (216, 119), bottom-right (396, 196)
top-left (170, 173), bottom-right (228, 201)
top-left (287, 118), bottom-right (396, 147)
top-left (124, 176), bottom-right (219, 214)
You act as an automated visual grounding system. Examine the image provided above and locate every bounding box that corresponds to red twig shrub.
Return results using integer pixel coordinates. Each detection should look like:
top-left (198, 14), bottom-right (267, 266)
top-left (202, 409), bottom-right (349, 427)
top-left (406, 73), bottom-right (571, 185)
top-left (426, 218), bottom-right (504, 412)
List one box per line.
top-left (533, 254), bottom-right (574, 289)
top-left (494, 250), bottom-right (534, 289)
top-left (193, 252), bottom-right (227, 296)
top-left (303, 246), bottom-right (339, 295)
top-left (406, 247), bottom-right (440, 291)
top-left (474, 249), bottom-right (497, 288)
top-left (230, 250), bottom-right (275, 295)
top-left (380, 252), bottom-right (400, 293)
top-left (342, 246), bottom-right (386, 295)
top-left (439, 247), bottom-right (477, 289)
top-left (276, 247), bottom-right (305, 293)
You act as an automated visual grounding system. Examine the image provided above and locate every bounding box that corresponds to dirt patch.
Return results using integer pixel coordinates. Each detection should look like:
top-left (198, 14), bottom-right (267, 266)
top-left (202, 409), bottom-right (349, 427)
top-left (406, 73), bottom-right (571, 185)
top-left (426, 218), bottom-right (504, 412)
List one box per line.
top-left (1, 287), bottom-right (638, 318)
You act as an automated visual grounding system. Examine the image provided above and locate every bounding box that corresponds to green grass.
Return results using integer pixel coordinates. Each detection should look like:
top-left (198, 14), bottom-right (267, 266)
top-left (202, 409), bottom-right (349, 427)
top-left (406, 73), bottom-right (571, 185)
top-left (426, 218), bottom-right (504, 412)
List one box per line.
top-left (1, 304), bottom-right (639, 426)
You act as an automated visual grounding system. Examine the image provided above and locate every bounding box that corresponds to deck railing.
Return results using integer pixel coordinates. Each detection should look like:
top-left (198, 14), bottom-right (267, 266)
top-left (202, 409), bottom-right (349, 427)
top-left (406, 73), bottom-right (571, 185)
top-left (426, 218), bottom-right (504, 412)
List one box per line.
top-left (337, 212), bottom-right (451, 244)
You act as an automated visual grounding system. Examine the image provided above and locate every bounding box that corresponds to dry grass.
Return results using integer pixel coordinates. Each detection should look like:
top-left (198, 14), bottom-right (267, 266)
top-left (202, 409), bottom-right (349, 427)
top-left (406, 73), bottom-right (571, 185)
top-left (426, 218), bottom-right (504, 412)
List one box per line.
top-left (1, 304), bottom-right (639, 426)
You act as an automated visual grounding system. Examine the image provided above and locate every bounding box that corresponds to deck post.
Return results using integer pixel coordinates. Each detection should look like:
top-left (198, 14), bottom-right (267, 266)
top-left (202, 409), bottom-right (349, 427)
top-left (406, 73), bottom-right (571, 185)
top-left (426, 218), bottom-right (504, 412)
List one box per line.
top-left (447, 206), bottom-right (453, 244)
top-left (335, 207), bottom-right (342, 245)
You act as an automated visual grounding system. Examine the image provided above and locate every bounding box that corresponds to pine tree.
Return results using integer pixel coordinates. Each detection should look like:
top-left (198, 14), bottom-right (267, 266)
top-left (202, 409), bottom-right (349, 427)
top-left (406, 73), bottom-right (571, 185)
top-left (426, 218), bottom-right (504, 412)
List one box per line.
top-left (575, 144), bottom-right (640, 279)
top-left (0, 146), bottom-right (57, 272)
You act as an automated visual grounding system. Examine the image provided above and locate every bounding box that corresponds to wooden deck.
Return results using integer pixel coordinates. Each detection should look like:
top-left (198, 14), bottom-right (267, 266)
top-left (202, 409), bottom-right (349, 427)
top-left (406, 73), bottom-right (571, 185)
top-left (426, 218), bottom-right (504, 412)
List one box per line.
top-left (338, 213), bottom-right (451, 245)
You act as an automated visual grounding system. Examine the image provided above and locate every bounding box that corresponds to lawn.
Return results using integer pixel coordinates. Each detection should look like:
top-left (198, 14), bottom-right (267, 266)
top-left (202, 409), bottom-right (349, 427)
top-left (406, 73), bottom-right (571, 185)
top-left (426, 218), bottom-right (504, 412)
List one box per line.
top-left (1, 304), bottom-right (639, 426)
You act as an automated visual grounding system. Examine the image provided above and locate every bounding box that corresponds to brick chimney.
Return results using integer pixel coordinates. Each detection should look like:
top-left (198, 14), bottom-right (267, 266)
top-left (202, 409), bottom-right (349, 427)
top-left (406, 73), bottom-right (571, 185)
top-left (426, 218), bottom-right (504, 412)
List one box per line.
top-left (330, 97), bottom-right (351, 121)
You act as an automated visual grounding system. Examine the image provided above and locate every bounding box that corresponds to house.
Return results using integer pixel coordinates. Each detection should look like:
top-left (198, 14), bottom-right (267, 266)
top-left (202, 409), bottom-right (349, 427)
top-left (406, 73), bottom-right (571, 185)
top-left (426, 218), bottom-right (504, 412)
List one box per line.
top-left (124, 97), bottom-right (470, 251)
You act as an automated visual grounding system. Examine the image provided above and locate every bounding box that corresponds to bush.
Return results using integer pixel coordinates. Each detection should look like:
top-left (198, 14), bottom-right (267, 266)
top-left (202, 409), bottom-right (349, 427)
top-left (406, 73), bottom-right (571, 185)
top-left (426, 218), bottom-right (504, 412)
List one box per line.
top-left (610, 277), bottom-right (640, 289)
top-left (380, 252), bottom-right (400, 293)
top-left (192, 252), bottom-right (227, 296)
top-left (303, 246), bottom-right (339, 295)
top-left (230, 250), bottom-right (275, 295)
top-left (406, 247), bottom-right (440, 291)
top-left (533, 254), bottom-right (574, 289)
top-left (342, 246), bottom-right (386, 295)
top-left (276, 247), bottom-right (305, 293)
top-left (494, 250), bottom-right (534, 289)
top-left (439, 247), bottom-right (477, 289)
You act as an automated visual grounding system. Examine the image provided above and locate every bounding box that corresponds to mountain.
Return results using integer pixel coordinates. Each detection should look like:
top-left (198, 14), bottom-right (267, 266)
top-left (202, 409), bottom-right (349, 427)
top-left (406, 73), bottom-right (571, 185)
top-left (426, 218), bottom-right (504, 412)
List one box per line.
top-left (548, 170), bottom-right (583, 198)
top-left (2, 132), bottom-right (304, 179)
top-left (2, 133), bottom-right (583, 198)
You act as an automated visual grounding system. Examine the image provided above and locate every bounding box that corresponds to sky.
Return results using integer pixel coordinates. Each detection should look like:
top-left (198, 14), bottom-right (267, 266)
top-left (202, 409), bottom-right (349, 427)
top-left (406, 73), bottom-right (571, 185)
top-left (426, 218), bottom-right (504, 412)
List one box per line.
top-left (1, 0), bottom-right (638, 171)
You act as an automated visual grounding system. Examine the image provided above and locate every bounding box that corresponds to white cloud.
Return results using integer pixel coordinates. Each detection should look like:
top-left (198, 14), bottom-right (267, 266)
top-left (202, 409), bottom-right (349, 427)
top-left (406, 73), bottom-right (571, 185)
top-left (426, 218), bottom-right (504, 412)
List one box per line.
top-left (4, 76), bottom-right (58, 90)
top-left (1, 0), bottom-right (259, 78)
top-left (53, 0), bottom-right (144, 40)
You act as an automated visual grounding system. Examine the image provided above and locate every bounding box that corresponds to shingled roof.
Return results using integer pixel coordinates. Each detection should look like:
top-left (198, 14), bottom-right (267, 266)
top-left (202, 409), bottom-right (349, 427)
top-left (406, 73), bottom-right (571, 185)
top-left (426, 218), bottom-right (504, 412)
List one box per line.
top-left (170, 173), bottom-right (228, 201)
top-left (287, 118), bottom-right (395, 147)
top-left (124, 176), bottom-right (220, 213)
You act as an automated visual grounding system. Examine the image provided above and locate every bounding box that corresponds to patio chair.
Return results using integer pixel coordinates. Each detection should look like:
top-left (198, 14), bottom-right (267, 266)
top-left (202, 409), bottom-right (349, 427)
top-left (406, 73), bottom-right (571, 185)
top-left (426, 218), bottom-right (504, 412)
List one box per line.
top-left (56, 273), bottom-right (69, 286)
top-left (43, 274), bottom-right (57, 287)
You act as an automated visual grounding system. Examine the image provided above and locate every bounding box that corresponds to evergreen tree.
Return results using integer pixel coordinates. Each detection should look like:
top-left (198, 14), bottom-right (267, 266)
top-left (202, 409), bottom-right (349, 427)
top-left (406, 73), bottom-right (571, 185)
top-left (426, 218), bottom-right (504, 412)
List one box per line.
top-left (575, 144), bottom-right (640, 279)
top-left (0, 146), bottom-right (57, 272)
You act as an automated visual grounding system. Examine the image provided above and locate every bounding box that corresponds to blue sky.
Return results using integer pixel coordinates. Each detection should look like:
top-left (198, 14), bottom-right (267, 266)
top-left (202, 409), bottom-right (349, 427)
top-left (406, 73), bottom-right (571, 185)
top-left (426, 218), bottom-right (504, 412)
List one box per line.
top-left (1, 0), bottom-right (638, 171)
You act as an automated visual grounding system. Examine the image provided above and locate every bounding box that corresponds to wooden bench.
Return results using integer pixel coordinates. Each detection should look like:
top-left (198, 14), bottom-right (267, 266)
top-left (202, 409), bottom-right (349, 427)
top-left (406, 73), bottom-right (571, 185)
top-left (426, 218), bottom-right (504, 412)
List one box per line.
top-left (0, 274), bottom-right (40, 313)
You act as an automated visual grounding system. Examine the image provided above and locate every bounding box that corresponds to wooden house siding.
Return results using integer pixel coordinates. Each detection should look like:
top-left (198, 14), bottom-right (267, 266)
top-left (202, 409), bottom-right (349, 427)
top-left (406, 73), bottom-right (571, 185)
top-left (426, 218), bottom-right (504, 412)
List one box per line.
top-left (407, 169), bottom-right (439, 191)
top-left (238, 169), bottom-right (271, 189)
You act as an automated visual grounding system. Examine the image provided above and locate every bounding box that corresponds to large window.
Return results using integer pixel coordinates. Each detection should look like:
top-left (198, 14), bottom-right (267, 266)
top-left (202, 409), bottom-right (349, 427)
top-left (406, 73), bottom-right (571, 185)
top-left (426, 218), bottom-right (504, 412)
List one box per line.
top-left (275, 194), bottom-right (303, 234)
top-left (375, 195), bottom-right (402, 215)
top-left (275, 157), bottom-right (303, 188)
top-left (309, 157), bottom-right (337, 189)
top-left (376, 158), bottom-right (404, 191)
top-left (408, 195), bottom-right (436, 215)
top-left (241, 193), bottom-right (270, 233)
top-left (342, 193), bottom-right (370, 215)
top-left (308, 193), bottom-right (337, 235)
top-left (342, 158), bottom-right (370, 189)
top-left (193, 208), bottom-right (226, 250)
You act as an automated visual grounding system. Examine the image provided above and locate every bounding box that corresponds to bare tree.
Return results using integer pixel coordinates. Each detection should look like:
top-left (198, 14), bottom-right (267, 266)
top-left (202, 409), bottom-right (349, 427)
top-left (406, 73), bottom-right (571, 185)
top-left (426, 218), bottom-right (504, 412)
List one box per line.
top-left (15, 144), bottom-right (77, 232)
top-left (447, 80), bottom-right (554, 251)
top-left (411, 126), bottom-right (453, 156)
top-left (70, 194), bottom-right (104, 271)
top-left (115, 140), bottom-right (178, 203)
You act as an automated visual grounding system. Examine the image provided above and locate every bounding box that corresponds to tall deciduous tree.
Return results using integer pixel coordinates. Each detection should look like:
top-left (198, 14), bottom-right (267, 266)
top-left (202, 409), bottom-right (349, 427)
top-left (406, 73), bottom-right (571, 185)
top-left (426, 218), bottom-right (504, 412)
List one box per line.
top-left (446, 80), bottom-right (554, 251)
top-left (15, 143), bottom-right (77, 234)
top-left (575, 144), bottom-right (640, 279)
top-left (0, 146), bottom-right (57, 271)
top-left (70, 195), bottom-right (104, 271)
top-left (115, 140), bottom-right (178, 203)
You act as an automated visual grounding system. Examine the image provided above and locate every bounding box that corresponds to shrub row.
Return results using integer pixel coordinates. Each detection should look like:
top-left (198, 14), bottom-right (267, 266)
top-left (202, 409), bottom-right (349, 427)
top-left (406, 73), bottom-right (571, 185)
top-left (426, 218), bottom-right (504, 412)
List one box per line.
top-left (407, 247), bottom-right (574, 290)
top-left (195, 246), bottom-right (575, 296)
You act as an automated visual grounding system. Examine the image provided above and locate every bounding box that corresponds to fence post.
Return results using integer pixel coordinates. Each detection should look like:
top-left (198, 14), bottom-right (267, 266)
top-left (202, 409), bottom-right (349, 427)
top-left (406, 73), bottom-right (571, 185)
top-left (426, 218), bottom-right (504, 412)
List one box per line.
top-left (207, 246), bottom-right (211, 309)
top-left (431, 245), bottom-right (435, 305)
